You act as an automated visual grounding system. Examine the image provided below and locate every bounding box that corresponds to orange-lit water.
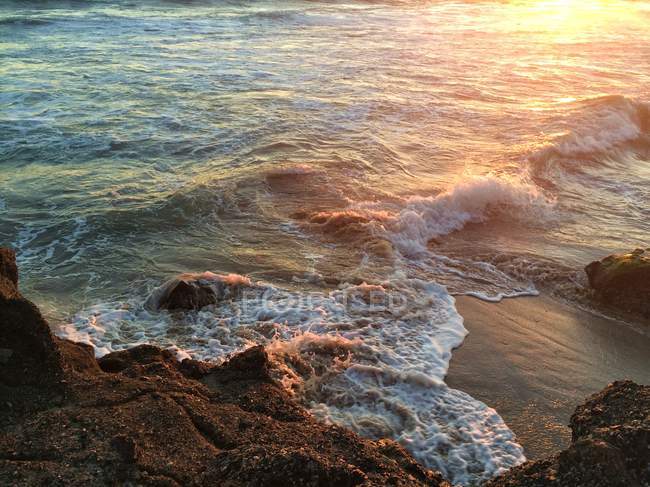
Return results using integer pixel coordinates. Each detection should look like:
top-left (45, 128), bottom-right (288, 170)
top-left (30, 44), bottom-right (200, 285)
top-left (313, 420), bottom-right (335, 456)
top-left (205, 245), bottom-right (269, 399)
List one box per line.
top-left (1, 1), bottom-right (649, 484)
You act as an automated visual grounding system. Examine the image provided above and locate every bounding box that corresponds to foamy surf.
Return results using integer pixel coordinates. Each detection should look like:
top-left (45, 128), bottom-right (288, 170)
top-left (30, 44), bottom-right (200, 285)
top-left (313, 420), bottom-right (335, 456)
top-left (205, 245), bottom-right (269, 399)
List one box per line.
top-left (58, 274), bottom-right (525, 485)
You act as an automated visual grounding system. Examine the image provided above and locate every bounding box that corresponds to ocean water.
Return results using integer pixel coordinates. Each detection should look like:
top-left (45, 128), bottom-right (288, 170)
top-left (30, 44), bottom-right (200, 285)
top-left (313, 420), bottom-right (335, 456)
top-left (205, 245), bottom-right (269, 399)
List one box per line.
top-left (2, 0), bottom-right (650, 484)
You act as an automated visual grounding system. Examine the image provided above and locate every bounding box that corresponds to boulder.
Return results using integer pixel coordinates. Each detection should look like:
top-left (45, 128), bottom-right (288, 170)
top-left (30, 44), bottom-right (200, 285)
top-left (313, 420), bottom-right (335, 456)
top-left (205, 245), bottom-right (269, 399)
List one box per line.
top-left (0, 248), bottom-right (18, 287)
top-left (486, 380), bottom-right (650, 487)
top-left (585, 248), bottom-right (650, 316)
top-left (146, 272), bottom-right (252, 311)
top-left (208, 345), bottom-right (270, 383)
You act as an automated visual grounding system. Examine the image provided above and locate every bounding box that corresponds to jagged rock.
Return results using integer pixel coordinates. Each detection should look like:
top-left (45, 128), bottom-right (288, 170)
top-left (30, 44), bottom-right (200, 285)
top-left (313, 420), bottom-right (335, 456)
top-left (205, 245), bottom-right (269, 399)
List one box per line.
top-left (486, 380), bottom-right (650, 487)
top-left (0, 247), bottom-right (450, 487)
top-left (178, 357), bottom-right (212, 380)
top-left (585, 248), bottom-right (650, 316)
top-left (55, 338), bottom-right (102, 374)
top-left (212, 345), bottom-right (270, 381)
top-left (146, 272), bottom-right (253, 311)
top-left (0, 248), bottom-right (63, 387)
top-left (98, 344), bottom-right (178, 373)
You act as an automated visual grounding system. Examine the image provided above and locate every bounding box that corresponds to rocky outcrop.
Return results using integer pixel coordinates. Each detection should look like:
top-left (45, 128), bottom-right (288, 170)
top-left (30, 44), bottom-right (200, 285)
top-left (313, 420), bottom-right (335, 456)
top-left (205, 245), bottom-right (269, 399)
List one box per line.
top-left (486, 380), bottom-right (650, 487)
top-left (0, 247), bottom-right (65, 388)
top-left (585, 248), bottom-right (650, 317)
top-left (0, 248), bottom-right (449, 486)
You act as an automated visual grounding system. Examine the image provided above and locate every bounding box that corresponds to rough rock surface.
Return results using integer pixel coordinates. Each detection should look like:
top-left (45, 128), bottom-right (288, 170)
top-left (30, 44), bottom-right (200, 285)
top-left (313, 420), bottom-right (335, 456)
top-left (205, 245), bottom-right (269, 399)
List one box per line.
top-left (486, 380), bottom-right (650, 487)
top-left (0, 248), bottom-right (449, 486)
top-left (585, 248), bottom-right (650, 317)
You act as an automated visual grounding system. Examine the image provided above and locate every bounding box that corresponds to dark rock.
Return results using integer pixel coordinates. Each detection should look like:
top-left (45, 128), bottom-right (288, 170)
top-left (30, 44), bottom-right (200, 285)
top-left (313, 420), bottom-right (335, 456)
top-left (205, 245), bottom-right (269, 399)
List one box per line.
top-left (585, 248), bottom-right (650, 316)
top-left (98, 344), bottom-right (177, 373)
top-left (111, 434), bottom-right (140, 464)
top-left (0, 247), bottom-right (449, 487)
top-left (214, 345), bottom-right (270, 382)
top-left (160, 278), bottom-right (219, 310)
top-left (0, 348), bottom-right (12, 364)
top-left (146, 272), bottom-right (252, 311)
top-left (55, 338), bottom-right (101, 375)
top-left (0, 248), bottom-right (63, 387)
top-left (0, 248), bottom-right (18, 287)
top-left (179, 358), bottom-right (212, 380)
top-left (486, 380), bottom-right (650, 487)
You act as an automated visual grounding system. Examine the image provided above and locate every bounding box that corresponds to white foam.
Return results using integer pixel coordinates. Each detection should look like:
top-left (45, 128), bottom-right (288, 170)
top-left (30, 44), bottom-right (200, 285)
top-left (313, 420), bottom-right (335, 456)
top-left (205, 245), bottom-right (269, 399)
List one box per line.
top-left (380, 175), bottom-right (552, 257)
top-left (464, 289), bottom-right (539, 302)
top-left (13, 216), bottom-right (93, 269)
top-left (533, 96), bottom-right (649, 162)
top-left (60, 274), bottom-right (525, 485)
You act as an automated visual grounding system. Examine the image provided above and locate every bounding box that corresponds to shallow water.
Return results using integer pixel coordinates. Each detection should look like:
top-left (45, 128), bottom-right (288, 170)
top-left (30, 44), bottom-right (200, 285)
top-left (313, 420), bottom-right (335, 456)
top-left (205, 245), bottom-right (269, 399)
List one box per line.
top-left (2, 0), bottom-right (649, 484)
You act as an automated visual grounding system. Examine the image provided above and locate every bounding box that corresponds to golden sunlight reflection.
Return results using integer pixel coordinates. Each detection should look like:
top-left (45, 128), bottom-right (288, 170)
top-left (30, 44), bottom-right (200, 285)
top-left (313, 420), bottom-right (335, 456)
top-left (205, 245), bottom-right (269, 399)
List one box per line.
top-left (492, 0), bottom-right (635, 38)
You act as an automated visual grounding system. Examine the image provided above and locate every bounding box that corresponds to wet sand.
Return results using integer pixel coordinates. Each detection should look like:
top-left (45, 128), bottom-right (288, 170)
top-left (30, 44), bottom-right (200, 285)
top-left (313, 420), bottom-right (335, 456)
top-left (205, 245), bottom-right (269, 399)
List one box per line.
top-left (446, 294), bottom-right (650, 460)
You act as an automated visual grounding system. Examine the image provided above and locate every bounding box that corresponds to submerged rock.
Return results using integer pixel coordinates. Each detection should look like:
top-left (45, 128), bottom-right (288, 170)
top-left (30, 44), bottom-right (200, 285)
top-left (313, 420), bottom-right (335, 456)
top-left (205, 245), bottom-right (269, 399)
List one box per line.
top-left (147, 271), bottom-right (253, 311)
top-left (585, 248), bottom-right (650, 316)
top-left (486, 380), bottom-right (650, 487)
top-left (0, 247), bottom-right (449, 486)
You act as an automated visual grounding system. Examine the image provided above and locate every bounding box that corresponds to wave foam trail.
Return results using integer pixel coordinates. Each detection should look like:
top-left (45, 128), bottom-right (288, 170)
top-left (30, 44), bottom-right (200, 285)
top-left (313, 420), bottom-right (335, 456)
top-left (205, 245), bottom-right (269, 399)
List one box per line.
top-left (382, 175), bottom-right (552, 257)
top-left (59, 274), bottom-right (525, 485)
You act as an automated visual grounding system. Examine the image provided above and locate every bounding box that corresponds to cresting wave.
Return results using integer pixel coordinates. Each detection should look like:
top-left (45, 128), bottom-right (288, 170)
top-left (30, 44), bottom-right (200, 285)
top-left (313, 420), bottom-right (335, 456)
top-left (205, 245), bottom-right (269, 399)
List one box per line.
top-left (293, 174), bottom-right (551, 300)
top-left (379, 175), bottom-right (553, 257)
top-left (300, 175), bottom-right (553, 259)
top-left (530, 95), bottom-right (650, 171)
top-left (58, 273), bottom-right (525, 485)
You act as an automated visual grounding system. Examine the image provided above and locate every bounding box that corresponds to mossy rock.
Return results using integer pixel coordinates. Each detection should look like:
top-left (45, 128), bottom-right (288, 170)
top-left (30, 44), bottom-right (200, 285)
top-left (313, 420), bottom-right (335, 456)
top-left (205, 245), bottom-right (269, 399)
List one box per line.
top-left (585, 248), bottom-right (650, 316)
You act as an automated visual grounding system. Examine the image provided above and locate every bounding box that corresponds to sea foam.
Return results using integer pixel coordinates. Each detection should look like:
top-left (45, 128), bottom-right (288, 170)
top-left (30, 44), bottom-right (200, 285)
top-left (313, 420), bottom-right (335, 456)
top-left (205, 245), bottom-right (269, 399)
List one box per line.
top-left (381, 175), bottom-right (552, 257)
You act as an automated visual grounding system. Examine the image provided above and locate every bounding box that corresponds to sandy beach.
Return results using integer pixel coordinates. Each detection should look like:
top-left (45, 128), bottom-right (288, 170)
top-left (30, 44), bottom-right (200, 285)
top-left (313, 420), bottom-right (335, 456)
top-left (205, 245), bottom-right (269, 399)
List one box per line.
top-left (446, 294), bottom-right (650, 460)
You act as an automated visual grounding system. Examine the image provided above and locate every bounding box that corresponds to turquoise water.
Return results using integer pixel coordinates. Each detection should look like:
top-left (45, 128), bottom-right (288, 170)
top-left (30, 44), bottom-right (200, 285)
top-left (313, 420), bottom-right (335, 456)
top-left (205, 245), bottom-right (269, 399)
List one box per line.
top-left (2, 1), bottom-right (650, 484)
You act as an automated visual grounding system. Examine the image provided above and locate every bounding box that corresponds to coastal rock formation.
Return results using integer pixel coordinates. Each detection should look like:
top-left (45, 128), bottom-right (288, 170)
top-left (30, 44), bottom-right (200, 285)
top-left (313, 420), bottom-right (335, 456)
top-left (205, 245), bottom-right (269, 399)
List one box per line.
top-left (0, 248), bottom-right (449, 486)
top-left (585, 248), bottom-right (650, 316)
top-left (146, 271), bottom-right (253, 311)
top-left (486, 380), bottom-right (650, 487)
top-left (0, 247), bottom-right (65, 388)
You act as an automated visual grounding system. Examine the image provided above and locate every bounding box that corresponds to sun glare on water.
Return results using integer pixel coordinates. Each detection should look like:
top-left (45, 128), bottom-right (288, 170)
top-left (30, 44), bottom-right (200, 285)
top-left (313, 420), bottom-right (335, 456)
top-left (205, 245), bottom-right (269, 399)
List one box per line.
top-left (511, 0), bottom-right (633, 33)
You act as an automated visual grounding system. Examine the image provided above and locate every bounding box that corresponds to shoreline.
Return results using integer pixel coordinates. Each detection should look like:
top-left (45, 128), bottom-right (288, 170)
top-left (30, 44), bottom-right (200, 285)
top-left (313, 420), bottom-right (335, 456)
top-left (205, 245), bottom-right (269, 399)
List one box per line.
top-left (3, 246), bottom-right (650, 486)
top-left (446, 293), bottom-right (650, 460)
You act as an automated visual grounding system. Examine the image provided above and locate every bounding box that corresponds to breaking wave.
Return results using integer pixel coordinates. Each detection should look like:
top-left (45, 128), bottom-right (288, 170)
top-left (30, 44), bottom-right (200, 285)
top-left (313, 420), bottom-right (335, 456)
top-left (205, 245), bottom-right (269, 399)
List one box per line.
top-left (381, 175), bottom-right (553, 257)
top-left (531, 95), bottom-right (650, 170)
top-left (296, 175), bottom-right (553, 259)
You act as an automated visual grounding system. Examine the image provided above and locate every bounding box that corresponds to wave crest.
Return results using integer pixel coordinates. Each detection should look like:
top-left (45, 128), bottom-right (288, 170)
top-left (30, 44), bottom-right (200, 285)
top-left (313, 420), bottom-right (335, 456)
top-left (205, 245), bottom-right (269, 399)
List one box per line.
top-left (383, 175), bottom-right (553, 257)
top-left (531, 95), bottom-right (650, 168)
